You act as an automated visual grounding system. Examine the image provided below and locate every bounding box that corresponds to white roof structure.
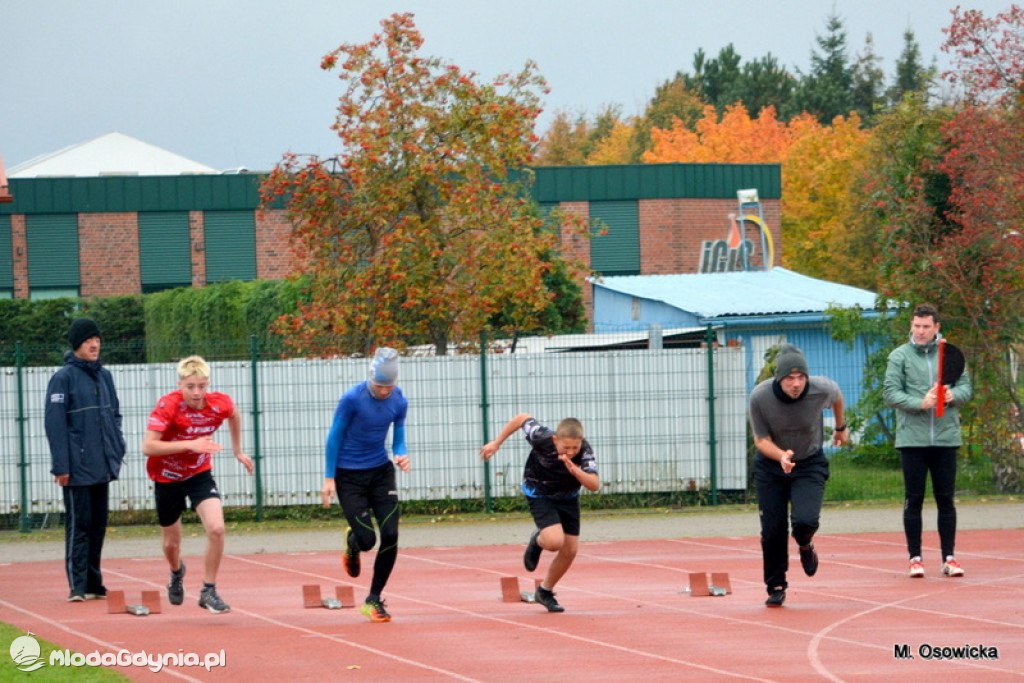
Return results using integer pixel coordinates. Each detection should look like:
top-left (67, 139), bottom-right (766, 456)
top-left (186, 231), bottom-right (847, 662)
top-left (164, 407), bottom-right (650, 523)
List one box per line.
top-left (593, 267), bottom-right (878, 319)
top-left (8, 132), bottom-right (219, 178)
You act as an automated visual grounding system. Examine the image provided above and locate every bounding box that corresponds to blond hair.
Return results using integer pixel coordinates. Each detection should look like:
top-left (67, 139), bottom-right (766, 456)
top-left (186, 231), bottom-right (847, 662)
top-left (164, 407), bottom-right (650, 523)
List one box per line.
top-left (556, 418), bottom-right (584, 439)
top-left (176, 355), bottom-right (210, 380)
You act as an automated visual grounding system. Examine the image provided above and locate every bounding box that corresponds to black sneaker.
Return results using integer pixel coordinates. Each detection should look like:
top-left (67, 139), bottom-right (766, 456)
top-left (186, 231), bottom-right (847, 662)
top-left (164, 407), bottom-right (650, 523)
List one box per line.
top-left (799, 543), bottom-right (819, 577)
top-left (198, 585), bottom-right (231, 614)
top-left (84, 587), bottom-right (107, 600)
top-left (534, 585), bottom-right (565, 613)
top-left (66, 592), bottom-right (86, 602)
top-left (765, 588), bottom-right (786, 608)
top-left (168, 560), bottom-right (186, 605)
top-left (342, 528), bottom-right (361, 578)
top-left (523, 530), bottom-right (543, 572)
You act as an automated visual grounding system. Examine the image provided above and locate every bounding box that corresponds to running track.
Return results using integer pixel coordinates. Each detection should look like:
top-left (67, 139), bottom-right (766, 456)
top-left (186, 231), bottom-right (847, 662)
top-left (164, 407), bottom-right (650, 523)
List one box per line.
top-left (2, 528), bottom-right (1022, 681)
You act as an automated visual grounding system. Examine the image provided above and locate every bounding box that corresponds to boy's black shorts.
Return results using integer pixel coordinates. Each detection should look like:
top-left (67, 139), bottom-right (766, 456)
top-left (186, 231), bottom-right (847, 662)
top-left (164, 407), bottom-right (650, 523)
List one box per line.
top-left (526, 494), bottom-right (581, 536)
top-left (154, 470), bottom-right (221, 527)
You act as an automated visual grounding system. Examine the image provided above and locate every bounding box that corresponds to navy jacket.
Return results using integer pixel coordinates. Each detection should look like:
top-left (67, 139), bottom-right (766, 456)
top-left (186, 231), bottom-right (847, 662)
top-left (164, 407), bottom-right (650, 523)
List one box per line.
top-left (45, 351), bottom-right (126, 485)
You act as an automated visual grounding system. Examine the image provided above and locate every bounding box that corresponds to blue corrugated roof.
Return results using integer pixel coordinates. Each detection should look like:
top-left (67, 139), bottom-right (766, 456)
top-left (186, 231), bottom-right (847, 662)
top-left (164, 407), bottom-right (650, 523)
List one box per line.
top-left (592, 268), bottom-right (877, 318)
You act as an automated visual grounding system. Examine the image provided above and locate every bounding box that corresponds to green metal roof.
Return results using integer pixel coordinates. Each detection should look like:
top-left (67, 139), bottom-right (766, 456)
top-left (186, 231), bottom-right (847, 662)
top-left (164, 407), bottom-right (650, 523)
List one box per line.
top-left (531, 163), bottom-right (781, 202)
top-left (1, 174), bottom-right (262, 214)
top-left (0, 163), bottom-right (780, 215)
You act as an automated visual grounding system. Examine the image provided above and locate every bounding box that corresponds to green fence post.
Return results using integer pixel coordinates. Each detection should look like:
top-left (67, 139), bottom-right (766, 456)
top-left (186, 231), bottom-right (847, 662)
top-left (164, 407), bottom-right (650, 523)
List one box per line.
top-left (249, 335), bottom-right (263, 522)
top-left (480, 331), bottom-right (492, 513)
top-left (17, 342), bottom-right (30, 533)
top-left (705, 325), bottom-right (718, 506)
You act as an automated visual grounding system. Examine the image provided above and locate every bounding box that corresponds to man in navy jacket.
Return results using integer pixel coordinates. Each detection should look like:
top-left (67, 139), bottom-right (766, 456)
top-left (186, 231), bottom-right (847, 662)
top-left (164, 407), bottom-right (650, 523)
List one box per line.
top-left (45, 318), bottom-right (126, 602)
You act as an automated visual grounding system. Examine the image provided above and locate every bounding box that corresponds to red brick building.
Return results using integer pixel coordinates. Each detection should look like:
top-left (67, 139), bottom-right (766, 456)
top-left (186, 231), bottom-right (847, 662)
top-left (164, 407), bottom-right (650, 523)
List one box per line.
top-left (0, 164), bottom-right (781, 324)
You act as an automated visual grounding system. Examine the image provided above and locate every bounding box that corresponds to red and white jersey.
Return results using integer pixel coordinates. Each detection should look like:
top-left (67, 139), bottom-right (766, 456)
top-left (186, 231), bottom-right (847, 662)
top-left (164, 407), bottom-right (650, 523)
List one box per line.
top-left (146, 390), bottom-right (234, 483)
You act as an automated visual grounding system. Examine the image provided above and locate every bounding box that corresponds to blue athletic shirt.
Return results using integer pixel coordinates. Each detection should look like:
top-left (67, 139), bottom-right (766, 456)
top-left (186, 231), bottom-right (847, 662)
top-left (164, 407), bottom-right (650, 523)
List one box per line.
top-left (324, 381), bottom-right (408, 475)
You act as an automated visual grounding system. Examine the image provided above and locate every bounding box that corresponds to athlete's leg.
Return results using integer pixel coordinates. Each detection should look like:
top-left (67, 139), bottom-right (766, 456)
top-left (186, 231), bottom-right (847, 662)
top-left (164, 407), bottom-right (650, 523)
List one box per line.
top-left (367, 464), bottom-right (400, 598)
top-left (195, 497), bottom-right (226, 584)
top-left (900, 448), bottom-right (929, 558)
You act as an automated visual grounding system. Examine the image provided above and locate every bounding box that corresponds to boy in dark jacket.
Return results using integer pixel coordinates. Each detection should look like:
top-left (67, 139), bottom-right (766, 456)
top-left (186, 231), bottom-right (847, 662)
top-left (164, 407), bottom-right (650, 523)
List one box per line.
top-left (480, 414), bottom-right (600, 613)
top-left (45, 318), bottom-right (126, 602)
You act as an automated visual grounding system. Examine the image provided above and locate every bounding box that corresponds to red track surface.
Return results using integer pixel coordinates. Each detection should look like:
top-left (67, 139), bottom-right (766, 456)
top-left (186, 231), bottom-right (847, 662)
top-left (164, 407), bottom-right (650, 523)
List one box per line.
top-left (2, 528), bottom-right (1022, 681)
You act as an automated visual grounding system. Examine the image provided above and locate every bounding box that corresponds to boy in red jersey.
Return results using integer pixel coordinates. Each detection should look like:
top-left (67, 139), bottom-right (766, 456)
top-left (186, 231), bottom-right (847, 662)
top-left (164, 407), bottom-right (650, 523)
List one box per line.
top-left (143, 356), bottom-right (253, 614)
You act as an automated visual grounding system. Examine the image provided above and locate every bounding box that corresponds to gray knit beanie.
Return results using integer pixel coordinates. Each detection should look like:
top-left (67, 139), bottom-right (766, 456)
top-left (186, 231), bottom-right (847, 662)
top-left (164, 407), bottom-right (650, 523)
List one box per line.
top-left (774, 343), bottom-right (809, 381)
top-left (368, 347), bottom-right (399, 386)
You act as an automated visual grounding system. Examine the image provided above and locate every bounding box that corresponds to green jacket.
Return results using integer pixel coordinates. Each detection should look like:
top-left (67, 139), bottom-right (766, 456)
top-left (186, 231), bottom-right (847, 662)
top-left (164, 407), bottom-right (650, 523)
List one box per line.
top-left (883, 335), bottom-right (972, 448)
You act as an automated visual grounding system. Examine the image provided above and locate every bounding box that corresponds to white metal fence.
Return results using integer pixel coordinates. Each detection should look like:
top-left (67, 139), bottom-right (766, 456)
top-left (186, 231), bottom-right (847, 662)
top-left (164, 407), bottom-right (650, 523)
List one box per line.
top-left (2, 347), bottom-right (752, 516)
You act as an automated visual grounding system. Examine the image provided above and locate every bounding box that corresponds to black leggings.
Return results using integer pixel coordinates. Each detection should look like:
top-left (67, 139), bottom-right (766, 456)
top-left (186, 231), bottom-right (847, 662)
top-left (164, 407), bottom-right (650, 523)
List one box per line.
top-left (900, 447), bottom-right (958, 559)
top-left (336, 463), bottom-right (400, 598)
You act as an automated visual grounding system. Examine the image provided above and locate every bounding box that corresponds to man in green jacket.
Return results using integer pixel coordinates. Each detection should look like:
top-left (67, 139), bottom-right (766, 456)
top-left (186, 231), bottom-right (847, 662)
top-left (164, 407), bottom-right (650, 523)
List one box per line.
top-left (884, 304), bottom-right (972, 579)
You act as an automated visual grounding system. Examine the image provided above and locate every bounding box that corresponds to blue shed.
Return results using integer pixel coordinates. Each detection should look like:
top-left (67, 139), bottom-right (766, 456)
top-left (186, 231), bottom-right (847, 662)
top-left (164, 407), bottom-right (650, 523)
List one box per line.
top-left (591, 267), bottom-right (881, 406)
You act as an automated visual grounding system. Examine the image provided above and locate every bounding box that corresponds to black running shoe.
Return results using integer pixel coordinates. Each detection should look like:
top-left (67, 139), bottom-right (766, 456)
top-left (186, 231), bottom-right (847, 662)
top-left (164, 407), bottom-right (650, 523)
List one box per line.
top-left (342, 527), bottom-right (361, 578)
top-left (523, 530), bottom-right (542, 572)
top-left (198, 585), bottom-right (231, 614)
top-left (765, 588), bottom-right (786, 608)
top-left (799, 543), bottom-right (819, 577)
top-left (168, 560), bottom-right (186, 606)
top-left (534, 586), bottom-right (565, 613)
top-left (84, 587), bottom-right (107, 600)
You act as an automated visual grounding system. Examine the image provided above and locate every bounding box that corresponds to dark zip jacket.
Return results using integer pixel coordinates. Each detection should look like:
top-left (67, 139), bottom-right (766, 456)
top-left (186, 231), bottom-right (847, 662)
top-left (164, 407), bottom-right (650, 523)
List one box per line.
top-left (45, 351), bottom-right (126, 485)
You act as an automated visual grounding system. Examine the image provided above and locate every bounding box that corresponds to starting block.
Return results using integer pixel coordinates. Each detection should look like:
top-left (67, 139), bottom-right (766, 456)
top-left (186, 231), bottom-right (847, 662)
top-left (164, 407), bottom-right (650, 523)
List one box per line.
top-left (302, 584), bottom-right (355, 609)
top-left (500, 577), bottom-right (543, 603)
top-left (106, 590), bottom-right (162, 616)
top-left (687, 572), bottom-right (731, 597)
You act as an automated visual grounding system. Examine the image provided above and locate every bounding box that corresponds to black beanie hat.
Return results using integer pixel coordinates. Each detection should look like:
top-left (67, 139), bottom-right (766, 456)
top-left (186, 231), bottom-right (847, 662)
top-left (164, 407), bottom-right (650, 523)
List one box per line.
top-left (774, 343), bottom-right (809, 381)
top-left (68, 318), bottom-right (102, 350)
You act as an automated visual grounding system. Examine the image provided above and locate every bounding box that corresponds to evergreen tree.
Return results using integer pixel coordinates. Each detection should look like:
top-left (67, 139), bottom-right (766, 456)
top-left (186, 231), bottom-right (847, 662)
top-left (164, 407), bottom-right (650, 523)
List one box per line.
top-left (887, 29), bottom-right (934, 105)
top-left (850, 34), bottom-right (886, 125)
top-left (793, 13), bottom-right (855, 123)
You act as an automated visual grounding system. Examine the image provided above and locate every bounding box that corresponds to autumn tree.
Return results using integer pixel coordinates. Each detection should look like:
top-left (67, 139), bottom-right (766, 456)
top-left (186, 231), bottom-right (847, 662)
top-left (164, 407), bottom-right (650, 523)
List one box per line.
top-left (585, 120), bottom-right (636, 165)
top-left (931, 4), bottom-right (1024, 490)
top-left (534, 104), bottom-right (625, 166)
top-left (642, 104), bottom-right (796, 164)
top-left (261, 13), bottom-right (589, 356)
top-left (781, 112), bottom-right (873, 285)
top-left (627, 77), bottom-right (707, 162)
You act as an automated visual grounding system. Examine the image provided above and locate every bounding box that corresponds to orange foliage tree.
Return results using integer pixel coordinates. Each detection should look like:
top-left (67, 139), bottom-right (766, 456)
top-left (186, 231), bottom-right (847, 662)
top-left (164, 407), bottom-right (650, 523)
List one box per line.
top-left (643, 104), bottom-right (795, 164)
top-left (260, 14), bottom-right (589, 356)
top-left (644, 104), bottom-right (874, 285)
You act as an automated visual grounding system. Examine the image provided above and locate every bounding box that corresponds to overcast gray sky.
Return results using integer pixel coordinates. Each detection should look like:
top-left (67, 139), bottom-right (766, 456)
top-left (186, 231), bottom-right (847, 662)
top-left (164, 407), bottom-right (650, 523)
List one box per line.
top-left (1, 1), bottom-right (1011, 172)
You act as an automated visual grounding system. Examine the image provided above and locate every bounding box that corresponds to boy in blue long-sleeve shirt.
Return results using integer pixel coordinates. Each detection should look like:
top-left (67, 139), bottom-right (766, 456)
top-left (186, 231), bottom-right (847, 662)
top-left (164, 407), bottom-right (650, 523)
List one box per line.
top-left (320, 348), bottom-right (408, 622)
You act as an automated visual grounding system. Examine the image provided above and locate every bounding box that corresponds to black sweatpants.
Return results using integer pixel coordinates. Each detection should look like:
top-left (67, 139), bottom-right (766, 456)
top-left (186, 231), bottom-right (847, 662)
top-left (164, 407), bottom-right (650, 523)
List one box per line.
top-left (900, 446), bottom-right (958, 559)
top-left (63, 483), bottom-right (110, 596)
top-left (754, 451), bottom-right (829, 592)
top-left (335, 462), bottom-right (400, 598)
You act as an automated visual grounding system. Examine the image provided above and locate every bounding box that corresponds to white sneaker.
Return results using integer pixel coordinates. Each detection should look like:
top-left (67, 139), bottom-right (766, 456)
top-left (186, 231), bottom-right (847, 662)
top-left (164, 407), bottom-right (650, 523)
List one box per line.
top-left (942, 556), bottom-right (964, 577)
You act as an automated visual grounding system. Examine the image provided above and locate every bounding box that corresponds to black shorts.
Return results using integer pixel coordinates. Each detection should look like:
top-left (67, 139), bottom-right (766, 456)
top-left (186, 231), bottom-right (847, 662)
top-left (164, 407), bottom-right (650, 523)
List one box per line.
top-left (154, 470), bottom-right (221, 527)
top-left (526, 495), bottom-right (581, 536)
